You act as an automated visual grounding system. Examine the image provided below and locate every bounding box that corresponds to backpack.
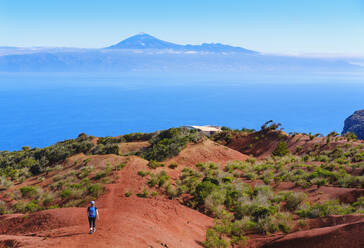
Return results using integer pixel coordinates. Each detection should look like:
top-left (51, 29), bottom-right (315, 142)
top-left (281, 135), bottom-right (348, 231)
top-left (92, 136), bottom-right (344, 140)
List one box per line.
top-left (88, 206), bottom-right (96, 218)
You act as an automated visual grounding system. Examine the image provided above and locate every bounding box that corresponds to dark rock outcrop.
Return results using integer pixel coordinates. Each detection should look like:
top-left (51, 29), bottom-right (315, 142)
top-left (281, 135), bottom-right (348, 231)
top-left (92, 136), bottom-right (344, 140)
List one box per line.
top-left (342, 110), bottom-right (364, 140)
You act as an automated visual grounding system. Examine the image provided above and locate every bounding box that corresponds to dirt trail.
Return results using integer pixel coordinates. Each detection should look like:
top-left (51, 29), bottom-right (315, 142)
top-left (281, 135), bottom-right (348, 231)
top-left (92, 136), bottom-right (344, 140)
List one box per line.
top-left (0, 156), bottom-right (212, 248)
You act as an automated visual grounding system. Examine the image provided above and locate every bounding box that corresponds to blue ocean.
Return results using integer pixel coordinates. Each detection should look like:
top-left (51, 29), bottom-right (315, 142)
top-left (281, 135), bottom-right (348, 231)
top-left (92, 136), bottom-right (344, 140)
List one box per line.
top-left (1, 73), bottom-right (363, 151)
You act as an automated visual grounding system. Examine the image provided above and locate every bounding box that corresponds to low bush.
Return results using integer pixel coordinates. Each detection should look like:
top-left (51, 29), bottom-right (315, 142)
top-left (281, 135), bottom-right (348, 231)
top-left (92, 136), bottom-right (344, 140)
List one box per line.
top-left (203, 228), bottom-right (229, 248)
top-left (136, 189), bottom-right (149, 198)
top-left (283, 191), bottom-right (307, 211)
top-left (272, 142), bottom-right (290, 157)
top-left (25, 201), bottom-right (41, 212)
top-left (168, 163), bottom-right (178, 169)
top-left (20, 186), bottom-right (39, 198)
top-left (114, 163), bottom-right (126, 171)
top-left (147, 160), bottom-right (164, 169)
top-left (142, 128), bottom-right (204, 161)
top-left (137, 171), bottom-right (149, 177)
top-left (0, 200), bottom-right (8, 214)
top-left (148, 171), bottom-right (170, 188)
top-left (296, 200), bottom-right (354, 218)
top-left (87, 183), bottom-right (104, 198)
top-left (92, 144), bottom-right (120, 155)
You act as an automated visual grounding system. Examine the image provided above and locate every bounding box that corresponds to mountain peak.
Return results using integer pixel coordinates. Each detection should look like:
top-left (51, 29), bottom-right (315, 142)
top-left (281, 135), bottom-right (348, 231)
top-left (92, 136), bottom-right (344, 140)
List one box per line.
top-left (107, 33), bottom-right (181, 50)
top-left (106, 33), bottom-right (258, 54)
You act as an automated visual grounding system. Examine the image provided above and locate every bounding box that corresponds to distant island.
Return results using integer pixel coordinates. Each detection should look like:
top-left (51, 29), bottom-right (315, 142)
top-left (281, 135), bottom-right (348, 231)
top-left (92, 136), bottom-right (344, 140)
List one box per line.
top-left (0, 33), bottom-right (362, 73)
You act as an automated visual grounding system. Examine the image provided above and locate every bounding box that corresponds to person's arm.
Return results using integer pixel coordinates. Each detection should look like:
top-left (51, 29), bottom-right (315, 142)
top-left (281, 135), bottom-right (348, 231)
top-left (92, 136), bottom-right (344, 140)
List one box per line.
top-left (96, 209), bottom-right (100, 220)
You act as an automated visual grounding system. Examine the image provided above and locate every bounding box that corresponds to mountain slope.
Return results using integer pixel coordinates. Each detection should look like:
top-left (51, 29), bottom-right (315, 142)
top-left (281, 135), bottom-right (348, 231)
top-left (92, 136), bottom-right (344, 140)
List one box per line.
top-left (106, 33), bottom-right (258, 54)
top-left (107, 33), bottom-right (183, 50)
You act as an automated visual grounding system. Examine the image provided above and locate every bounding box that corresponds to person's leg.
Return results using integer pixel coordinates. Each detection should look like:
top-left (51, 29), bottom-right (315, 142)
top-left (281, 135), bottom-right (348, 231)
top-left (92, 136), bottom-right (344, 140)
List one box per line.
top-left (88, 217), bottom-right (93, 233)
top-left (88, 217), bottom-right (92, 228)
top-left (92, 217), bottom-right (96, 231)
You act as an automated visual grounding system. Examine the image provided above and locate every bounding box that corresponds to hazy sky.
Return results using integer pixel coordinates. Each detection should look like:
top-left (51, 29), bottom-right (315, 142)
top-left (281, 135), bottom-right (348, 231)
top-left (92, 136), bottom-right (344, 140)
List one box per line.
top-left (1, 0), bottom-right (363, 55)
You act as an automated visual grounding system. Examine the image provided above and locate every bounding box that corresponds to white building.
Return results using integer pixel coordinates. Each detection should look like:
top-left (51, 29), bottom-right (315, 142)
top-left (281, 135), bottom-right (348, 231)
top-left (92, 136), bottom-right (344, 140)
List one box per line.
top-left (184, 125), bottom-right (222, 136)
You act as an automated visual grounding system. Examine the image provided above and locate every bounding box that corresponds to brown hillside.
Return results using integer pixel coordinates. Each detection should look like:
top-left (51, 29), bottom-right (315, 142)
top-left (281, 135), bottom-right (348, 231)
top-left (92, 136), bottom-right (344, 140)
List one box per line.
top-left (0, 154), bottom-right (213, 248)
top-left (165, 139), bottom-right (249, 167)
top-left (216, 130), bottom-right (364, 158)
top-left (0, 130), bottom-right (363, 248)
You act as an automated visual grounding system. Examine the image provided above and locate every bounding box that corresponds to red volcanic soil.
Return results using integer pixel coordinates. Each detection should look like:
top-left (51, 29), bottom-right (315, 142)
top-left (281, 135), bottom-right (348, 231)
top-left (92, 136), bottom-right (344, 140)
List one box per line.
top-left (1, 140), bottom-right (363, 248)
top-left (0, 156), bottom-right (213, 248)
top-left (260, 218), bottom-right (364, 248)
top-left (218, 130), bottom-right (364, 158)
top-left (165, 139), bottom-right (249, 167)
top-left (118, 141), bottom-right (150, 155)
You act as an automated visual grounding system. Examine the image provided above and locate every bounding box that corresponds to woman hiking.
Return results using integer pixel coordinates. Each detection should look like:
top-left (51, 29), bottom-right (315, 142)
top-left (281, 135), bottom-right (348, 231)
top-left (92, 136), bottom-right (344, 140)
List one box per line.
top-left (87, 201), bottom-right (99, 234)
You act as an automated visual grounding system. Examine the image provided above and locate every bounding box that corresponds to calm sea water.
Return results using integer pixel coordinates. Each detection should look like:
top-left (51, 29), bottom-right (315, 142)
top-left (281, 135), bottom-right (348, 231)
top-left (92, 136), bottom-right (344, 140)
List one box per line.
top-left (1, 73), bottom-right (363, 151)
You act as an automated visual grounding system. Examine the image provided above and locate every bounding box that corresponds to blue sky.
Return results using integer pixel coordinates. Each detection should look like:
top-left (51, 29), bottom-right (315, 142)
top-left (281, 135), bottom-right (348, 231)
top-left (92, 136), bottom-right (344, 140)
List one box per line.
top-left (1, 0), bottom-right (363, 55)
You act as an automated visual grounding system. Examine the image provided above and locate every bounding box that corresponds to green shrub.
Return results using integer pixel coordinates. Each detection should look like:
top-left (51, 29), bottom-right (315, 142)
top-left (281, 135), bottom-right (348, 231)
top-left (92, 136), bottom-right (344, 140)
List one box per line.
top-left (0, 200), bottom-right (8, 214)
top-left (59, 189), bottom-right (79, 200)
top-left (195, 180), bottom-right (219, 206)
top-left (20, 186), bottom-right (38, 198)
top-left (283, 191), bottom-right (307, 211)
top-left (204, 190), bottom-right (226, 214)
top-left (296, 200), bottom-right (354, 218)
top-left (87, 184), bottom-right (104, 198)
top-left (136, 189), bottom-right (149, 198)
top-left (142, 128), bottom-right (204, 161)
top-left (272, 142), bottom-right (290, 157)
top-left (42, 193), bottom-right (55, 207)
top-left (233, 216), bottom-right (257, 233)
top-left (148, 171), bottom-right (170, 188)
top-left (94, 166), bottom-right (112, 180)
top-left (345, 132), bottom-right (357, 141)
top-left (353, 197), bottom-right (364, 213)
top-left (94, 171), bottom-right (107, 180)
top-left (295, 146), bottom-right (303, 154)
top-left (64, 199), bottom-right (85, 207)
top-left (315, 155), bottom-right (329, 163)
top-left (13, 200), bottom-right (41, 213)
top-left (147, 160), bottom-right (164, 169)
top-left (0, 176), bottom-right (13, 189)
top-left (353, 152), bottom-right (364, 162)
top-left (166, 184), bottom-right (178, 198)
top-left (125, 192), bottom-right (132, 197)
top-left (168, 163), bottom-right (178, 169)
top-left (256, 216), bottom-right (278, 234)
top-left (203, 228), bottom-right (228, 248)
top-left (275, 212), bottom-right (293, 233)
top-left (25, 201), bottom-right (41, 212)
top-left (137, 171), bottom-right (149, 177)
top-left (13, 201), bottom-right (27, 213)
top-left (92, 144), bottom-right (120, 155)
top-left (78, 166), bottom-right (94, 179)
top-left (97, 136), bottom-right (125, 145)
top-left (123, 132), bottom-right (155, 142)
top-left (115, 163), bottom-right (126, 171)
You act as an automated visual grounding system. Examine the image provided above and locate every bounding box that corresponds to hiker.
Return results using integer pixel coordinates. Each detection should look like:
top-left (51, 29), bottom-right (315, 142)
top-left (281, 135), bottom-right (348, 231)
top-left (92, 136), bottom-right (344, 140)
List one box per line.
top-left (87, 201), bottom-right (99, 234)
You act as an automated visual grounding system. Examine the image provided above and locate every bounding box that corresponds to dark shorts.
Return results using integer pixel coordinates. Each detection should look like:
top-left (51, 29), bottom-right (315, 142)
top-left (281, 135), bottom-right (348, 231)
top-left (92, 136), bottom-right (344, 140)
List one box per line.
top-left (88, 216), bottom-right (96, 228)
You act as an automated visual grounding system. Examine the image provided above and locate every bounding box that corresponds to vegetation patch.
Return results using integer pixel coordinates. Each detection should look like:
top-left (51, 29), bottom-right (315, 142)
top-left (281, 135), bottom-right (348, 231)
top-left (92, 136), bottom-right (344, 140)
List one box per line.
top-left (141, 127), bottom-right (205, 161)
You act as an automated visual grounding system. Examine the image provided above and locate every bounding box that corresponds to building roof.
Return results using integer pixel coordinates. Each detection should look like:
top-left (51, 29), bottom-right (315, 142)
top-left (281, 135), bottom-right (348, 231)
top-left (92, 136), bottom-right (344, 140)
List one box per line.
top-left (188, 125), bottom-right (221, 132)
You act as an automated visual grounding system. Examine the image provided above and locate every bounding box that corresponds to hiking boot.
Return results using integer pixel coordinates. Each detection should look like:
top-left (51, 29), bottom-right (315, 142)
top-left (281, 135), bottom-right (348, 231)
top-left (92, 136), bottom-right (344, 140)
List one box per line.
top-left (93, 228), bottom-right (96, 233)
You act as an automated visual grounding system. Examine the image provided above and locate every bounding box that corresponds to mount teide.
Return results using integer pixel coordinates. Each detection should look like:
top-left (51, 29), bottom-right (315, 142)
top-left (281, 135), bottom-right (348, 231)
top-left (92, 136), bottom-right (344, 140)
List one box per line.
top-left (0, 33), bottom-right (361, 73)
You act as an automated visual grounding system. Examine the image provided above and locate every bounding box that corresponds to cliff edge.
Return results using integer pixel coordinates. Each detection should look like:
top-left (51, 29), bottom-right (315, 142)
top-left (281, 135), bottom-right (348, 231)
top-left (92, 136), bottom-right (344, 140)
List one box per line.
top-left (342, 110), bottom-right (364, 140)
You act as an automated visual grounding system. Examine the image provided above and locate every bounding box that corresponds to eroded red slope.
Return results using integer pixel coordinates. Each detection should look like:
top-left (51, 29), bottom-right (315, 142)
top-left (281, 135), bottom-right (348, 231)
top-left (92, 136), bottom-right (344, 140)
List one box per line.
top-left (0, 156), bottom-right (213, 248)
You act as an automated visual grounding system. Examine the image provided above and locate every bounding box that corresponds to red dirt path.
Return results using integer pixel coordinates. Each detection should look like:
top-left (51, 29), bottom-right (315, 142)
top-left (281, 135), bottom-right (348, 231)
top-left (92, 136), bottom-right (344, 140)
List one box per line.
top-left (0, 156), bottom-right (213, 248)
